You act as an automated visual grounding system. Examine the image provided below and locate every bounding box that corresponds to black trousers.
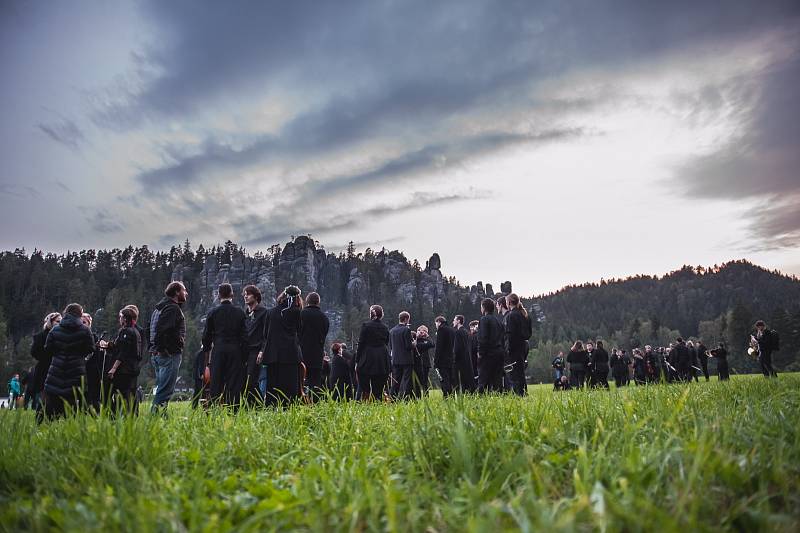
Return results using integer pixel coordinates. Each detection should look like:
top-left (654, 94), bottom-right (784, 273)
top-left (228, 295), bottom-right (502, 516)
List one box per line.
top-left (244, 349), bottom-right (262, 405)
top-left (717, 359), bottom-right (730, 380)
top-left (265, 362), bottom-right (301, 406)
top-left (477, 355), bottom-right (504, 393)
top-left (421, 365), bottom-right (431, 394)
top-left (357, 372), bottom-right (387, 400)
top-left (591, 366), bottom-right (610, 389)
top-left (44, 392), bottom-right (82, 420)
top-left (305, 366), bottom-right (324, 398)
top-left (392, 364), bottom-right (414, 398)
top-left (699, 357), bottom-right (710, 381)
top-left (506, 348), bottom-right (527, 396)
top-left (454, 356), bottom-right (476, 393)
top-left (571, 370), bottom-right (587, 388)
top-left (759, 351), bottom-right (778, 377)
top-left (437, 365), bottom-right (454, 397)
top-left (110, 372), bottom-right (138, 414)
top-left (210, 343), bottom-right (246, 407)
top-left (613, 372), bottom-right (627, 387)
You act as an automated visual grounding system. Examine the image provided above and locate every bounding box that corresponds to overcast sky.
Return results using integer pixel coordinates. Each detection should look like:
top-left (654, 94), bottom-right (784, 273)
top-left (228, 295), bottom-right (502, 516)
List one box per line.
top-left (1, 0), bottom-right (799, 296)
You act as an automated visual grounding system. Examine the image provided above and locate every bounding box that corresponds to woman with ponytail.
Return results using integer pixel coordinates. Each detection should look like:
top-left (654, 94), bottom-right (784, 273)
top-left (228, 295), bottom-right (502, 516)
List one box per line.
top-left (258, 285), bottom-right (304, 406)
top-left (101, 307), bottom-right (142, 413)
top-left (503, 293), bottom-right (532, 396)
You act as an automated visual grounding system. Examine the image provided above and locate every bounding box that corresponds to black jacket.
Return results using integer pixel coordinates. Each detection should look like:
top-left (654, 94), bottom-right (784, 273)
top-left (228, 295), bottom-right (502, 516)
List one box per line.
top-left (300, 306), bottom-right (330, 369)
top-left (149, 297), bottom-right (186, 355)
top-left (390, 324), bottom-right (414, 366)
top-left (31, 329), bottom-right (52, 393)
top-left (504, 308), bottom-right (531, 351)
top-left (592, 347), bottom-right (610, 371)
top-left (108, 326), bottom-right (142, 376)
top-left (261, 304), bottom-right (302, 365)
top-left (355, 319), bottom-right (391, 375)
top-left (245, 304), bottom-right (268, 352)
top-left (416, 337), bottom-right (435, 368)
top-left (567, 349), bottom-right (588, 371)
top-left (202, 300), bottom-right (247, 356)
top-left (453, 326), bottom-right (470, 363)
top-left (697, 343), bottom-right (708, 360)
top-left (755, 329), bottom-right (779, 354)
top-left (434, 324), bottom-right (455, 368)
top-left (673, 342), bottom-right (690, 371)
top-left (610, 352), bottom-right (628, 373)
top-left (477, 314), bottom-right (505, 358)
top-left (44, 314), bottom-right (95, 399)
top-left (329, 351), bottom-right (353, 385)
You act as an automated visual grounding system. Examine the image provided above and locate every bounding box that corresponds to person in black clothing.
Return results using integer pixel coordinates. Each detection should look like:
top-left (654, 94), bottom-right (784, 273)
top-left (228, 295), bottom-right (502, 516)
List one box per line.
top-left (43, 303), bottom-right (95, 420)
top-left (504, 294), bottom-right (531, 396)
top-left (590, 340), bottom-right (610, 389)
top-left (31, 312), bottom-right (61, 419)
top-left (673, 338), bottom-right (691, 382)
top-left (82, 312), bottom-right (111, 413)
top-left (686, 340), bottom-right (700, 382)
top-left (632, 348), bottom-right (647, 385)
top-left (389, 311), bottom-right (414, 399)
top-left (191, 348), bottom-right (208, 409)
top-left (554, 375), bottom-right (571, 391)
top-left (341, 342), bottom-right (357, 394)
top-left (150, 281), bottom-right (188, 414)
top-left (355, 305), bottom-right (391, 401)
top-left (567, 341), bottom-right (588, 388)
top-left (328, 342), bottom-right (353, 399)
top-left (754, 320), bottom-right (779, 378)
top-left (101, 307), bottom-right (142, 414)
top-left (468, 320), bottom-right (479, 383)
top-left (203, 283), bottom-right (248, 408)
top-left (258, 286), bottom-right (303, 406)
top-left (414, 326), bottom-right (435, 395)
top-left (452, 315), bottom-right (475, 393)
top-left (710, 342), bottom-right (729, 380)
top-left (242, 285), bottom-right (268, 406)
top-left (434, 316), bottom-right (456, 397)
top-left (476, 298), bottom-right (506, 393)
top-left (696, 340), bottom-right (710, 381)
top-left (300, 292), bottom-right (331, 398)
top-left (610, 348), bottom-right (628, 387)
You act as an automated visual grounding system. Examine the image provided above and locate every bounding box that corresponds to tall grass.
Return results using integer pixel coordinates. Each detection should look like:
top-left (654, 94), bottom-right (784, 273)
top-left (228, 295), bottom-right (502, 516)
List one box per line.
top-left (1, 374), bottom-right (798, 532)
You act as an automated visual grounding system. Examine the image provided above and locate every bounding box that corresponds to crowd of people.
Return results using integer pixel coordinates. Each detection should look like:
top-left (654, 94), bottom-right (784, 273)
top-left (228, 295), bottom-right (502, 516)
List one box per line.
top-left (7, 280), bottom-right (781, 418)
top-left (551, 322), bottom-right (780, 390)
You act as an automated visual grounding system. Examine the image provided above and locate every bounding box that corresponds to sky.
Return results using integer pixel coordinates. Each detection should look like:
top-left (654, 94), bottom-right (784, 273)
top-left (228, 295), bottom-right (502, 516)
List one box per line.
top-left (1, 0), bottom-right (799, 296)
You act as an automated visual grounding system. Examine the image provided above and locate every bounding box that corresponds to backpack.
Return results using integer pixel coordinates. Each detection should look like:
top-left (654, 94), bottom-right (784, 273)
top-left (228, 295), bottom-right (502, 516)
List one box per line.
top-left (148, 308), bottom-right (162, 354)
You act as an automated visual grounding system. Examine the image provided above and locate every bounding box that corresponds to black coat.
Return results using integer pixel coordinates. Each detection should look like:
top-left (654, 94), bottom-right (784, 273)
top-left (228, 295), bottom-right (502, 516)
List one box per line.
top-left (673, 343), bottom-right (691, 372)
top-left (567, 350), bottom-right (588, 371)
top-left (389, 324), bottom-right (414, 366)
top-left (610, 352), bottom-right (628, 373)
top-left (477, 314), bottom-right (505, 358)
top-left (201, 301), bottom-right (248, 354)
top-left (261, 304), bottom-right (302, 365)
top-left (591, 347), bottom-right (610, 371)
top-left (150, 297), bottom-right (186, 355)
top-left (504, 308), bottom-right (531, 351)
top-left (300, 306), bottom-right (330, 369)
top-left (31, 329), bottom-right (52, 393)
top-left (453, 326), bottom-right (470, 363)
top-left (44, 314), bottom-right (95, 399)
top-left (108, 326), bottom-right (142, 376)
top-left (416, 337), bottom-right (435, 368)
top-left (434, 324), bottom-right (455, 368)
top-left (355, 319), bottom-right (391, 375)
top-left (245, 304), bottom-right (268, 352)
top-left (329, 351), bottom-right (353, 385)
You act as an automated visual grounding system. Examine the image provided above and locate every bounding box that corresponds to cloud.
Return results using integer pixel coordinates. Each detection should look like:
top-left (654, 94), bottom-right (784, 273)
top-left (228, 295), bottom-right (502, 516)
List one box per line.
top-left (675, 52), bottom-right (800, 248)
top-left (85, 208), bottom-right (125, 234)
top-left (0, 184), bottom-right (39, 198)
top-left (37, 119), bottom-right (85, 151)
top-left (229, 189), bottom-right (485, 247)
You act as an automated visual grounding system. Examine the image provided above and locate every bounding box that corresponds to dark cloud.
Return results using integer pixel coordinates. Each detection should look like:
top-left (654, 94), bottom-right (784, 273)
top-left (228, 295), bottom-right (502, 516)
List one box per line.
top-left (37, 119), bottom-right (85, 151)
top-left (676, 55), bottom-right (800, 248)
top-left (0, 184), bottom-right (39, 198)
top-left (85, 209), bottom-right (125, 234)
top-left (231, 190), bottom-right (484, 247)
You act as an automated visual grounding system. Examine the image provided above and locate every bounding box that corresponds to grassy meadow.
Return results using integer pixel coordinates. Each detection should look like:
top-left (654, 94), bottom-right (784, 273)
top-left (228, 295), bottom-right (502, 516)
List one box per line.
top-left (1, 374), bottom-right (798, 532)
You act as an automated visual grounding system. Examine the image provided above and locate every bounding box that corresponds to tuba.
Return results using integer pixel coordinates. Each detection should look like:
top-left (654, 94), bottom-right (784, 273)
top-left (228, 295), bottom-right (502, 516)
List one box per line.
top-left (747, 335), bottom-right (760, 361)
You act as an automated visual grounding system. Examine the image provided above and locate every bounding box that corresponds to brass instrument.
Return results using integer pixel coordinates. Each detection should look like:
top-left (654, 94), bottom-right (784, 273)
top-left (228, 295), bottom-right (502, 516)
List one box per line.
top-left (747, 335), bottom-right (760, 361)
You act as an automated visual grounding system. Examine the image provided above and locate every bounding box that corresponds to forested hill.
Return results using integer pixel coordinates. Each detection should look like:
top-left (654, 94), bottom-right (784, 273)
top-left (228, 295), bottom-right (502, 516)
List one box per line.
top-left (528, 260), bottom-right (800, 375)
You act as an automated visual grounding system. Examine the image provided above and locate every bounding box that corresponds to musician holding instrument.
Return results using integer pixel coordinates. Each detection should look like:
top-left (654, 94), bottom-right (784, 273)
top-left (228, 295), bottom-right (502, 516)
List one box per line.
top-left (752, 320), bottom-right (779, 378)
top-left (708, 342), bottom-right (729, 381)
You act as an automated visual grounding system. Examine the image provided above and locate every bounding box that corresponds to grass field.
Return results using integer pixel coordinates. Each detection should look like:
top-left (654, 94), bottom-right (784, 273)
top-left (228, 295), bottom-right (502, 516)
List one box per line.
top-left (1, 374), bottom-right (798, 532)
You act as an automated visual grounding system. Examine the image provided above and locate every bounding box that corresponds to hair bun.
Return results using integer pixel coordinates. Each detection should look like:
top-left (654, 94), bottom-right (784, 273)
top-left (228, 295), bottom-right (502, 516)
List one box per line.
top-left (284, 285), bottom-right (301, 297)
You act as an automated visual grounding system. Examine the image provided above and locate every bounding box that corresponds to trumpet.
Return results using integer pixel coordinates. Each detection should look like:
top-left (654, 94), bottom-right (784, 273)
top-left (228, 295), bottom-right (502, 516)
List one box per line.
top-left (747, 335), bottom-right (760, 361)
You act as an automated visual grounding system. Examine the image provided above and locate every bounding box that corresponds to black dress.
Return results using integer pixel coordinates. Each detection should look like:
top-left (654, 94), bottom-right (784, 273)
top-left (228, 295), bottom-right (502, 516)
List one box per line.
top-left (355, 319), bottom-right (391, 399)
top-left (261, 303), bottom-right (303, 405)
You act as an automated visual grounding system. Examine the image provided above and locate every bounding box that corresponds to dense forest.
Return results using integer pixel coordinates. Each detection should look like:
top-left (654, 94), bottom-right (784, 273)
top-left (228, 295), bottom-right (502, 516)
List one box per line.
top-left (1, 237), bottom-right (799, 390)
